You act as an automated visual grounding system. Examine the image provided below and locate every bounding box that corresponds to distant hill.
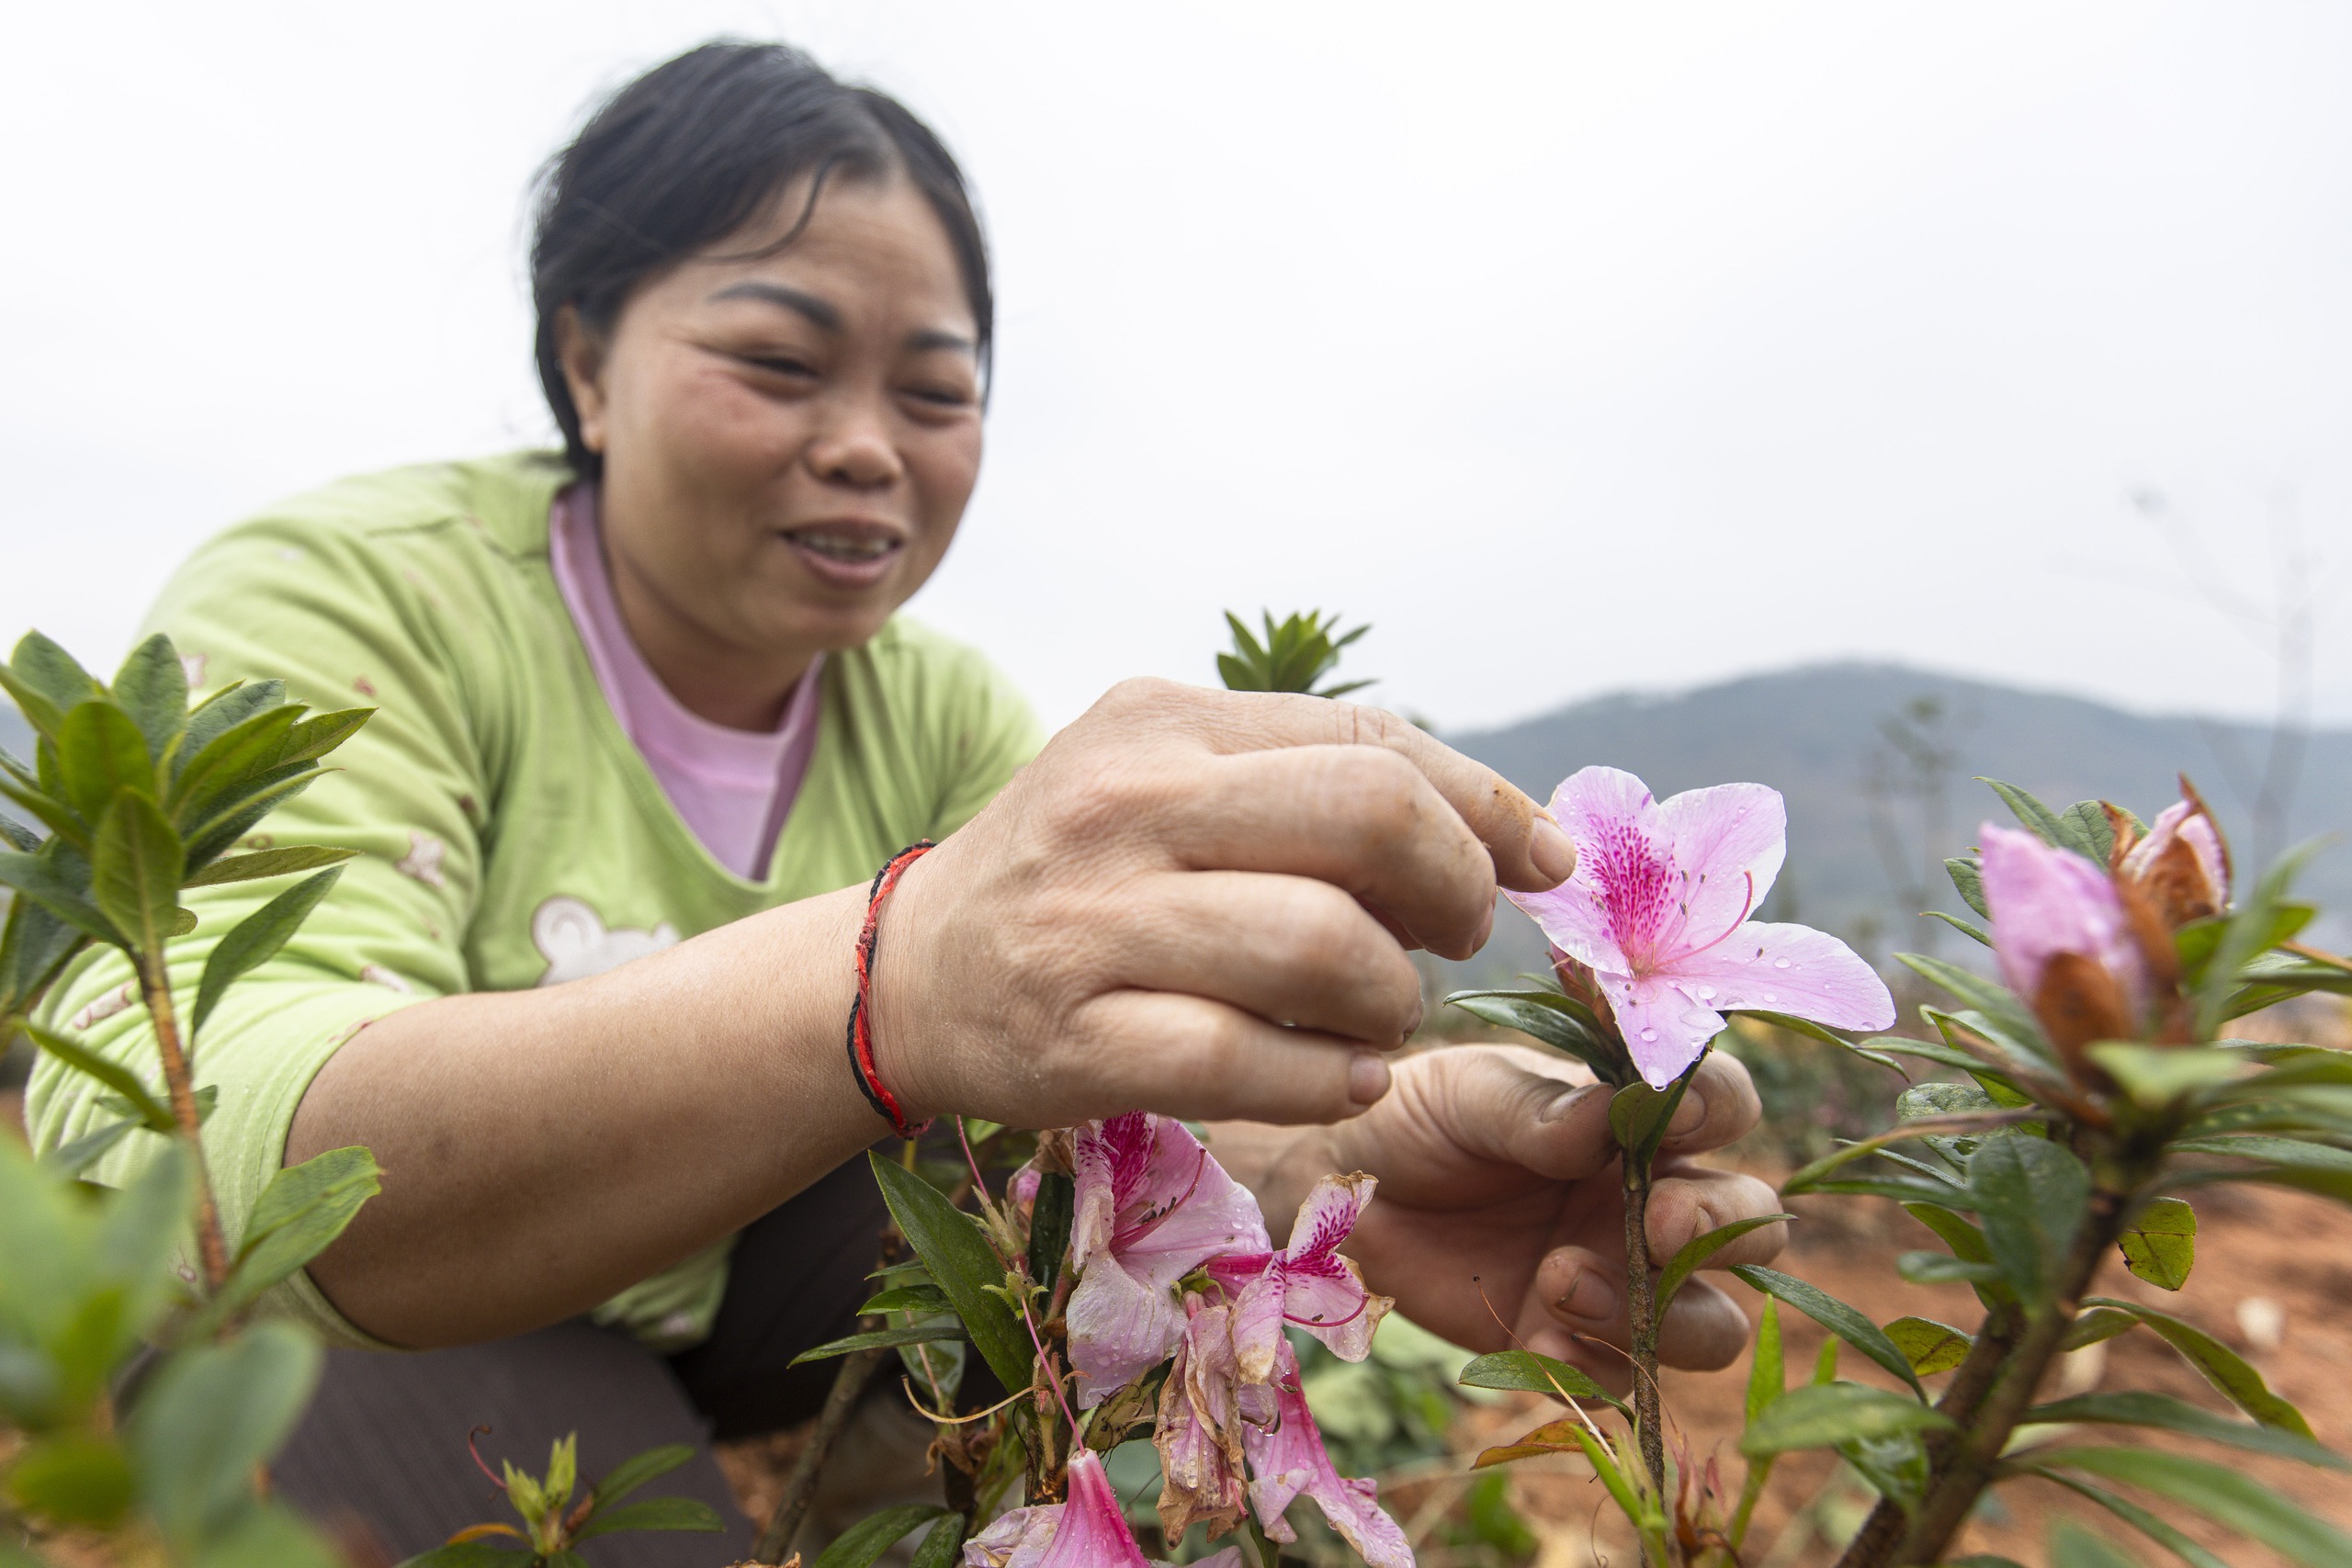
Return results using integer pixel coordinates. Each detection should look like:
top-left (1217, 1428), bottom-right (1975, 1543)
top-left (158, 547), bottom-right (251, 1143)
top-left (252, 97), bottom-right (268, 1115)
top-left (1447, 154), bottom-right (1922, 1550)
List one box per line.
top-left (1442, 663), bottom-right (2352, 988)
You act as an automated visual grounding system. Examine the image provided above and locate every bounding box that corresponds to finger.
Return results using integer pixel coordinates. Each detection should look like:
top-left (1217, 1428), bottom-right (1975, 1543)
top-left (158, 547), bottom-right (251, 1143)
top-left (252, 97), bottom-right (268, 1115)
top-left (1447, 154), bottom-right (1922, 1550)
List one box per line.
top-left (1527, 1246), bottom-right (1758, 1378)
top-left (1655, 1278), bottom-right (1753, 1371)
top-left (1175, 747), bottom-right (1496, 957)
top-left (1127, 682), bottom-right (1578, 894)
top-left (1642, 1168), bottom-right (1790, 1271)
top-left (1393, 1043), bottom-right (1617, 1182)
top-left (1070, 988), bottom-right (1391, 1124)
top-left (1655, 1053), bottom-right (1766, 1156)
top-left (1113, 871), bottom-right (1422, 1044)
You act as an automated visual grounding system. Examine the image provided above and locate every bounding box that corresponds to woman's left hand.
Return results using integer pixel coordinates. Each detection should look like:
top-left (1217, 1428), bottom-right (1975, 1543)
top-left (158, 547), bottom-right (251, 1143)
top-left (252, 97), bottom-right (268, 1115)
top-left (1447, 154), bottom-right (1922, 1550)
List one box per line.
top-left (1217, 1044), bottom-right (1786, 1395)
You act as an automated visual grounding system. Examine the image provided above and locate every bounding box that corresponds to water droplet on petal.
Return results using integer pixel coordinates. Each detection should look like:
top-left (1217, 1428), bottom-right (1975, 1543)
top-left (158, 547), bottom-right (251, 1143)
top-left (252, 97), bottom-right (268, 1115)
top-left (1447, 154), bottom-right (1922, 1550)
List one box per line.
top-left (1640, 1028), bottom-right (1658, 1042)
top-left (1695, 986), bottom-right (1717, 1000)
top-left (1774, 957), bottom-right (1791, 968)
top-left (1763, 992), bottom-right (1778, 1003)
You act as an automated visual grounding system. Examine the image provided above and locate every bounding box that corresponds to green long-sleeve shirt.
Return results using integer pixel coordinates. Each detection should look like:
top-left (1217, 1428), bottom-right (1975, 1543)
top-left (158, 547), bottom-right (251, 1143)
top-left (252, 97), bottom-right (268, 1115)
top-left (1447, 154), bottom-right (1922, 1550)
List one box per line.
top-left (26, 452), bottom-right (1043, 1348)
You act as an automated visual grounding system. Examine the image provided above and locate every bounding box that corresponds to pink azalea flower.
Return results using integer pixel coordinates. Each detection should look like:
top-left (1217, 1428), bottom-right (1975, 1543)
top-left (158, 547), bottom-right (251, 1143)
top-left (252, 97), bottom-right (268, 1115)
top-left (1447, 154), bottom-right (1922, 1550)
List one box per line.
top-left (1980, 821), bottom-right (2152, 1036)
top-left (2119, 795), bottom-right (2230, 930)
top-left (1241, 1341), bottom-right (1415, 1568)
top-left (1067, 1112), bottom-right (1270, 1408)
top-left (1204, 1173), bottom-right (1392, 1383)
top-left (1508, 766), bottom-right (1896, 1088)
top-left (961, 1450), bottom-right (1245, 1568)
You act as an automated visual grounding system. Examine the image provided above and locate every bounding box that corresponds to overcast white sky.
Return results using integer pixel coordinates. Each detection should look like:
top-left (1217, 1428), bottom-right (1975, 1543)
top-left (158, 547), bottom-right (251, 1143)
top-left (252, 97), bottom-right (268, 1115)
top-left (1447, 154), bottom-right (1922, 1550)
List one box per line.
top-left (4, 2), bottom-right (2346, 732)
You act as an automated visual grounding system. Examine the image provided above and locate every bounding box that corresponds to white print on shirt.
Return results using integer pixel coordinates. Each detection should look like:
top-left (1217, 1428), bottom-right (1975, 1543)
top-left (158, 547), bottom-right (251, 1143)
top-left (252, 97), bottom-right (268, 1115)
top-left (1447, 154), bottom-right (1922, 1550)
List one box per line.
top-left (531, 896), bottom-right (680, 987)
top-left (178, 652), bottom-right (208, 686)
top-left (394, 830), bottom-right (447, 888)
top-left (359, 964), bottom-right (414, 994)
top-left (70, 982), bottom-right (136, 1031)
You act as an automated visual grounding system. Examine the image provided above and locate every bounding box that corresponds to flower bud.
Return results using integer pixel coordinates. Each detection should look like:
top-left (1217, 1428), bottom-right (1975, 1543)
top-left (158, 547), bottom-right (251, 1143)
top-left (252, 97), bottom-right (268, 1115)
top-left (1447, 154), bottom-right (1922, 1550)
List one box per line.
top-left (1979, 823), bottom-right (2152, 1060)
top-left (2114, 781), bottom-right (2230, 931)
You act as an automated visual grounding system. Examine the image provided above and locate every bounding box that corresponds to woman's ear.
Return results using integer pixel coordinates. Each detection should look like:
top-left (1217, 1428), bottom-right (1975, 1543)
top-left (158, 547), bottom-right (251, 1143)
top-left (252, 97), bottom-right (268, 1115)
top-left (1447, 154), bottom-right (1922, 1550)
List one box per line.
top-left (555, 304), bottom-right (610, 455)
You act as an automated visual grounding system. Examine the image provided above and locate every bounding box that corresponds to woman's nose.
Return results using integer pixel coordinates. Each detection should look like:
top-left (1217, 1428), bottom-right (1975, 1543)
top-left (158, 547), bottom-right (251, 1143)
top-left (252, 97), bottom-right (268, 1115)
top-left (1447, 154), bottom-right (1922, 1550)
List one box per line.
top-left (805, 401), bottom-right (904, 490)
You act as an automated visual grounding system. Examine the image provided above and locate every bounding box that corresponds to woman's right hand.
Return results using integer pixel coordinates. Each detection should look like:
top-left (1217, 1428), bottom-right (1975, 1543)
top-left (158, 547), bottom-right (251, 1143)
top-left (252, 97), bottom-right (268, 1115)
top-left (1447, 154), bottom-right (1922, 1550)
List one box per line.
top-left (876, 679), bottom-right (1580, 1128)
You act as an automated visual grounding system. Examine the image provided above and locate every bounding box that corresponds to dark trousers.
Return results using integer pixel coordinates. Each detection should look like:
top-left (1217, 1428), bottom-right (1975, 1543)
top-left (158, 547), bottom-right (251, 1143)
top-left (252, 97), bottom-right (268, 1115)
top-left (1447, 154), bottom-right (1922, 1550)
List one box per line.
top-left (273, 1157), bottom-right (890, 1565)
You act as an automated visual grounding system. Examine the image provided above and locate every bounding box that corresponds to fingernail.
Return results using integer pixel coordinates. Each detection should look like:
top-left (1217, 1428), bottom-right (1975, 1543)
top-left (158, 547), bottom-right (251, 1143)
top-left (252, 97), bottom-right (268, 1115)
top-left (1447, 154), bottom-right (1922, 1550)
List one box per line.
top-left (1541, 1084), bottom-right (1600, 1123)
top-left (1667, 1090), bottom-right (1707, 1137)
top-left (1349, 1052), bottom-right (1391, 1105)
top-left (1531, 815), bottom-right (1578, 885)
top-left (1557, 1270), bottom-right (1617, 1322)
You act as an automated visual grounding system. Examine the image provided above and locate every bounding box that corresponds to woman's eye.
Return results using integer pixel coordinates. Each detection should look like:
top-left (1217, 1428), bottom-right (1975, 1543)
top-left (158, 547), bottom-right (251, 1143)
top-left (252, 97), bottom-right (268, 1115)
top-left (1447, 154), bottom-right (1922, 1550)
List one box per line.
top-left (744, 353), bottom-right (818, 378)
top-left (903, 383), bottom-right (975, 410)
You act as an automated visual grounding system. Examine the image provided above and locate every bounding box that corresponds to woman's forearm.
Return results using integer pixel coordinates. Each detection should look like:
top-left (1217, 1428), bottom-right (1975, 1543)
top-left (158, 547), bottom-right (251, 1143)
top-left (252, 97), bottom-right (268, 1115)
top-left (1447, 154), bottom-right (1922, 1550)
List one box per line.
top-left (287, 885), bottom-right (881, 1348)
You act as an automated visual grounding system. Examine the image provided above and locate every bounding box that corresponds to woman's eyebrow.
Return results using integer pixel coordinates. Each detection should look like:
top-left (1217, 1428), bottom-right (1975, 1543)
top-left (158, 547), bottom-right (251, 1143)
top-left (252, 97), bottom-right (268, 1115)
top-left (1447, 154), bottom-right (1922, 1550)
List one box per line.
top-left (707, 279), bottom-right (840, 331)
top-left (906, 327), bottom-right (977, 355)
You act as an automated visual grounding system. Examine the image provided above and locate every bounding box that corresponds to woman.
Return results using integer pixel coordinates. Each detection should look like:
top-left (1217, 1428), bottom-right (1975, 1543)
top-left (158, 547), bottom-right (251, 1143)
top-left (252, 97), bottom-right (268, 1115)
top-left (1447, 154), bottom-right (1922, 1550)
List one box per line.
top-left (28, 41), bottom-right (1787, 1561)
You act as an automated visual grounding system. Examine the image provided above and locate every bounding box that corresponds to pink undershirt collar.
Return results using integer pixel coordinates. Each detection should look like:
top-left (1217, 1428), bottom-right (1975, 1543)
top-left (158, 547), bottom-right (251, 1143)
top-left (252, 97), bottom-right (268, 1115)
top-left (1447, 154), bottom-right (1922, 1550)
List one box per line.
top-left (548, 482), bottom-right (823, 879)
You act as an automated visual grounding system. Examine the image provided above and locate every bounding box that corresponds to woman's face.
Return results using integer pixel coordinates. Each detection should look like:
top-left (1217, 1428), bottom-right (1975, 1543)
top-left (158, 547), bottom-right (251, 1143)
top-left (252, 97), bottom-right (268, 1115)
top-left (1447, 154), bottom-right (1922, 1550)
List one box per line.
top-left (560, 171), bottom-right (983, 674)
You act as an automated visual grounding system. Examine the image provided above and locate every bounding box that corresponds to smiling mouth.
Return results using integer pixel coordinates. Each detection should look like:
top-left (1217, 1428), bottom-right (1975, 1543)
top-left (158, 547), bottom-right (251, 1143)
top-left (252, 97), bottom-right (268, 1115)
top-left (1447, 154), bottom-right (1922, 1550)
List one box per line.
top-left (778, 523), bottom-right (905, 562)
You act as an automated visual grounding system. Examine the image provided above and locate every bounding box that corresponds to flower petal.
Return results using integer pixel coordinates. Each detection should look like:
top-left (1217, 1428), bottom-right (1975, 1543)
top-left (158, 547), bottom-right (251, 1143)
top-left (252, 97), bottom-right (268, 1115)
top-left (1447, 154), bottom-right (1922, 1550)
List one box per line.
top-left (1036, 1450), bottom-right (1153, 1568)
top-left (1657, 783), bottom-right (1786, 952)
top-left (1505, 878), bottom-right (1623, 975)
top-left (1240, 1346), bottom-right (1416, 1568)
top-left (1668, 921), bottom-right (1896, 1035)
top-left (1287, 1256), bottom-right (1391, 1363)
top-left (1156, 1300), bottom-right (1249, 1540)
top-left (1119, 1126), bottom-right (1270, 1290)
top-left (1595, 972), bottom-right (1724, 1088)
top-left (1067, 1254), bottom-right (1186, 1408)
top-left (962, 1506), bottom-right (1058, 1568)
top-left (1978, 823), bottom-right (2146, 1012)
top-left (1070, 1112), bottom-right (1148, 1272)
top-left (1540, 766), bottom-right (1679, 967)
top-left (1224, 1263), bottom-right (1291, 1385)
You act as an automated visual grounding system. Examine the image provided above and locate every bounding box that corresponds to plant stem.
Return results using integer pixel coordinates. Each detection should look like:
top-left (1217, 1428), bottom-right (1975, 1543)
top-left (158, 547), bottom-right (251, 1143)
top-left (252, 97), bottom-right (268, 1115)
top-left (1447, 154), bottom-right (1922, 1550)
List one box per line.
top-left (752, 1343), bottom-right (886, 1563)
top-left (140, 958), bottom-right (229, 1290)
top-left (1623, 1152), bottom-right (1668, 1498)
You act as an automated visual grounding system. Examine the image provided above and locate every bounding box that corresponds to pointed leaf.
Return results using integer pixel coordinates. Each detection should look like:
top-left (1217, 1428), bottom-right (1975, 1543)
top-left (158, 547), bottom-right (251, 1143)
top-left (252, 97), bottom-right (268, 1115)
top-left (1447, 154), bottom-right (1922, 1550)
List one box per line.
top-left (276, 708), bottom-right (372, 766)
top-left (1966, 1134), bottom-right (2088, 1304)
top-left (1734, 1009), bottom-right (1906, 1073)
top-left (1737, 1382), bottom-right (1952, 1457)
top-left (855, 1284), bottom-right (951, 1316)
top-left (1978, 777), bottom-right (2070, 849)
top-left (181, 766), bottom-right (324, 870)
top-left (111, 636), bottom-right (188, 761)
top-left (1745, 1296), bottom-right (1784, 1425)
top-left (192, 867), bottom-right (344, 1039)
top-left (2023, 1465), bottom-right (2230, 1568)
top-left (586, 1443), bottom-right (692, 1510)
top-left (570, 1496), bottom-right (722, 1540)
top-left (2050, 1520), bottom-right (2142, 1568)
top-left (182, 844), bottom-right (356, 888)
top-left (2055, 799), bottom-right (2115, 863)
top-left (1657, 1213), bottom-right (1795, 1315)
top-left (787, 1322), bottom-right (966, 1366)
top-left (1443, 988), bottom-right (1629, 1082)
top-left (0, 845), bottom-right (115, 943)
top-left (2028, 1392), bottom-right (2346, 1469)
top-left (2119, 1197), bottom-right (2196, 1290)
top-left (2078, 1297), bottom-right (2311, 1435)
top-left (4, 633), bottom-right (105, 738)
top-left (1945, 854), bottom-right (1991, 919)
top-left (867, 1152), bottom-right (1033, 1393)
top-left (58, 701), bottom-right (157, 827)
top-left (165, 705), bottom-right (299, 820)
top-left (92, 794), bottom-right (183, 960)
top-left (0, 894), bottom-right (92, 1019)
top-left (908, 1514), bottom-right (967, 1568)
top-left (175, 681), bottom-right (284, 777)
top-left (2034, 1446), bottom-right (2352, 1567)
top-left (810, 1504), bottom-right (950, 1568)
top-left (21, 1020), bottom-right (173, 1131)
top-left (129, 1321), bottom-right (321, 1547)
top-left (41, 1116), bottom-right (142, 1176)
top-left (1457, 1348), bottom-right (1626, 1412)
top-left (0, 761), bottom-right (91, 851)
top-left (1609, 1075), bottom-right (1692, 1165)
top-left (1728, 1266), bottom-right (1923, 1398)
top-left (1884, 1316), bottom-right (1973, 1376)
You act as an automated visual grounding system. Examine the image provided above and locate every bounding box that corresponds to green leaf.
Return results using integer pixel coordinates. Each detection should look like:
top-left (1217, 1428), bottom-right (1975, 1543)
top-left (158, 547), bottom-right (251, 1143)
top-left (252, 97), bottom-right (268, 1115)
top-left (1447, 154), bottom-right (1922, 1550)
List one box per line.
top-left (2022, 1466), bottom-right (2230, 1568)
top-left (0, 759), bottom-right (92, 851)
top-left (92, 792), bottom-right (184, 960)
top-left (589, 1443), bottom-right (692, 1508)
top-left (907, 1514), bottom-right (968, 1568)
top-left (1945, 855), bottom-right (1990, 919)
top-left (811, 1504), bottom-right (952, 1568)
top-left (0, 844), bottom-right (119, 943)
top-left (2049, 1520), bottom-right (2143, 1568)
top-left (165, 704), bottom-right (299, 821)
top-left (2198, 844), bottom-right (2321, 1036)
top-left (2034, 1446), bottom-right (2352, 1567)
top-left (570, 1496), bottom-right (723, 1540)
top-left (1609, 1075), bottom-right (1693, 1166)
top-left (1025, 1168), bottom-right (1075, 1302)
top-left (175, 681), bottom-right (284, 776)
top-left (192, 867), bottom-right (344, 1040)
top-left (3, 632), bottom-right (105, 739)
top-left (130, 1321), bottom-right (322, 1547)
top-left (1737, 1382), bottom-right (1953, 1457)
top-left (180, 766), bottom-right (325, 871)
top-left (787, 1321), bottom-right (967, 1366)
top-left (2027, 1392), bottom-right (2346, 1469)
top-left (1746, 1296), bottom-right (1783, 1425)
top-left (182, 844), bottom-right (356, 888)
top-left (21, 1019), bottom-right (173, 1130)
top-left (277, 707), bottom-right (372, 766)
top-left (0, 882), bottom-right (90, 1019)
top-left (5, 1432), bottom-right (136, 1529)
top-left (1655, 1213), bottom-right (1794, 1315)
top-left (112, 635), bottom-right (189, 761)
top-left (58, 700), bottom-right (158, 828)
top-left (1728, 1266), bottom-right (1924, 1398)
top-left (1457, 1348), bottom-right (1626, 1413)
top-left (1978, 777), bottom-right (2071, 850)
top-left (1966, 1133), bottom-right (2088, 1304)
top-left (392, 1544), bottom-right (528, 1567)
top-left (2118, 1196), bottom-right (2197, 1290)
top-left (856, 1283), bottom-right (951, 1315)
top-left (1883, 1316), bottom-right (1973, 1376)
top-left (2078, 1297), bottom-right (2312, 1435)
top-left (1895, 1252), bottom-right (2003, 1286)
top-left (2091, 1043), bottom-right (2248, 1109)
top-left (867, 1152), bottom-right (1034, 1393)
top-left (2063, 1305), bottom-right (2139, 1351)
top-left (1443, 988), bottom-right (1630, 1082)
top-left (190, 1146), bottom-right (383, 1334)
top-left (2056, 799), bottom-right (2116, 863)
top-left (187, 1499), bottom-right (346, 1568)
top-left (1733, 1009), bottom-right (1906, 1073)
top-left (1923, 910), bottom-right (1993, 948)
top-left (42, 1115), bottom-right (142, 1176)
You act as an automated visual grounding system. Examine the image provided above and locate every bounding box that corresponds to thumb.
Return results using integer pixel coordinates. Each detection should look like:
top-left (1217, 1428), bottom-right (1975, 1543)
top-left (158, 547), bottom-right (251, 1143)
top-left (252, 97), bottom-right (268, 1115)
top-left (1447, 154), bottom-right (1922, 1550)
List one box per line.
top-left (1425, 1045), bottom-right (1621, 1182)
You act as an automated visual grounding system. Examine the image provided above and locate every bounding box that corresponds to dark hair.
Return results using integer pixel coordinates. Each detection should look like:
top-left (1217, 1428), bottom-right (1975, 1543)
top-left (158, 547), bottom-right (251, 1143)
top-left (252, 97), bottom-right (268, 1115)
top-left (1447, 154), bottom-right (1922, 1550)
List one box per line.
top-left (529, 41), bottom-right (992, 477)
